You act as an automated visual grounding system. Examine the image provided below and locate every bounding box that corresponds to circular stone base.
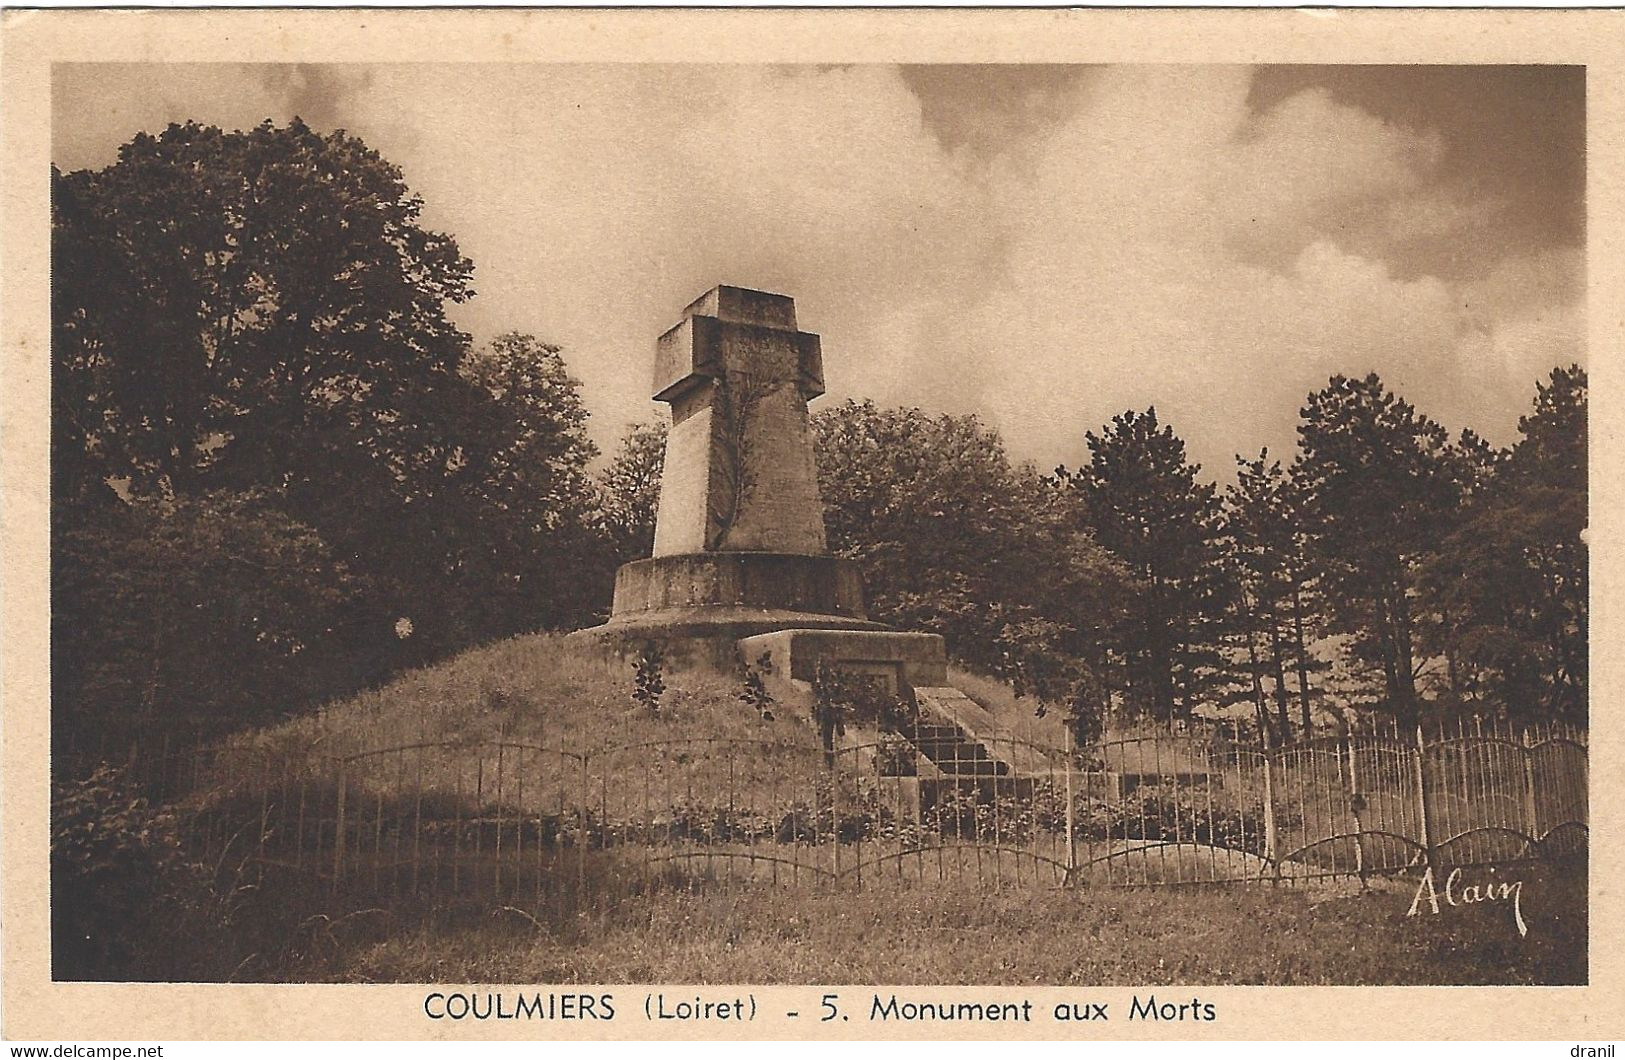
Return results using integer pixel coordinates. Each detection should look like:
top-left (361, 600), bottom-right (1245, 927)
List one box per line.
top-left (569, 552), bottom-right (886, 669)
top-left (610, 551), bottom-right (869, 620)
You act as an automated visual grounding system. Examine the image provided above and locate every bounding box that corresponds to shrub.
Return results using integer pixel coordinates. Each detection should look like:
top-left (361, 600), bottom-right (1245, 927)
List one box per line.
top-left (918, 779), bottom-right (1268, 854)
top-left (632, 641), bottom-right (666, 716)
top-left (737, 652), bottom-right (777, 721)
top-left (51, 765), bottom-right (242, 980)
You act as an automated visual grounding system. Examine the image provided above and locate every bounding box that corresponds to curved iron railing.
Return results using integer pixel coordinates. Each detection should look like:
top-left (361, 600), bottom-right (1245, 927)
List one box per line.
top-left (84, 718), bottom-right (1587, 903)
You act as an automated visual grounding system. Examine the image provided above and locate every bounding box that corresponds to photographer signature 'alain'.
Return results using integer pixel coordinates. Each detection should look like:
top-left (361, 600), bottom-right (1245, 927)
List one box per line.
top-left (1408, 866), bottom-right (1526, 937)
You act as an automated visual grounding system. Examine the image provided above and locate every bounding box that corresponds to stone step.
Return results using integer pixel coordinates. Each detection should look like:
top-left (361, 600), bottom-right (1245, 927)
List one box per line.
top-left (934, 759), bottom-right (1008, 777)
top-left (911, 686), bottom-right (1057, 777)
top-left (901, 718), bottom-right (1011, 778)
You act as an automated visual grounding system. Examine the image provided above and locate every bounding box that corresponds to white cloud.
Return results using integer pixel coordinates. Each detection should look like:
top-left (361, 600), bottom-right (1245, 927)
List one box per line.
top-left (54, 63), bottom-right (1584, 476)
top-left (920, 67), bottom-right (1580, 472)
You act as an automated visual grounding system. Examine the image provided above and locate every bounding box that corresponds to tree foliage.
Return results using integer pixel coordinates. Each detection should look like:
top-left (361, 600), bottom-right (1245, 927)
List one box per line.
top-left (52, 121), bottom-right (611, 746)
top-left (813, 400), bottom-right (1130, 680)
top-left (52, 119), bottom-right (476, 505)
top-left (1057, 408), bottom-right (1229, 721)
top-left (1419, 367), bottom-right (1587, 722)
top-left (1292, 374), bottom-right (1460, 725)
top-left (450, 332), bottom-right (607, 637)
top-left (1220, 450), bottom-right (1326, 742)
top-left (599, 419), bottom-right (668, 564)
top-left (52, 490), bottom-right (367, 747)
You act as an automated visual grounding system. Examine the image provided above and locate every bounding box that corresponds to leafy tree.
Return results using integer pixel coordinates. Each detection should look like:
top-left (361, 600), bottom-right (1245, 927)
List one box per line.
top-left (52, 119), bottom-right (476, 506)
top-left (599, 419), bottom-right (668, 563)
top-left (52, 118), bottom-right (490, 673)
top-left (52, 491), bottom-right (367, 750)
top-left (1293, 374), bottom-right (1459, 725)
top-left (1058, 408), bottom-right (1228, 720)
top-left (1420, 366), bottom-right (1587, 722)
top-left (451, 332), bottom-right (606, 636)
top-left (814, 400), bottom-right (1128, 676)
top-left (996, 615), bottom-right (1109, 747)
top-left (52, 120), bottom-right (612, 742)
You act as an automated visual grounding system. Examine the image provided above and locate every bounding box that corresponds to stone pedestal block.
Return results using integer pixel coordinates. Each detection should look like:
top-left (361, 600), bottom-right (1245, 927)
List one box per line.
top-left (736, 628), bottom-right (949, 691)
top-left (572, 286), bottom-right (895, 666)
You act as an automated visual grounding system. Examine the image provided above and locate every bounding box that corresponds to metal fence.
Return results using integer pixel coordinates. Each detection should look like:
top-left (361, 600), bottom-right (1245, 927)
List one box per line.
top-left (78, 714), bottom-right (1587, 914)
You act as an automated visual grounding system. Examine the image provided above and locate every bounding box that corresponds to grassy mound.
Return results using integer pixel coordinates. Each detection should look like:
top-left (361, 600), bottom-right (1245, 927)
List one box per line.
top-left (237, 632), bottom-right (815, 759)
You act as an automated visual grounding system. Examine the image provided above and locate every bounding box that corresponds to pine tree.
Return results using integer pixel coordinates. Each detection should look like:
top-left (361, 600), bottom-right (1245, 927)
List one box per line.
top-left (1419, 366), bottom-right (1587, 722)
top-left (1222, 450), bottom-right (1328, 741)
top-left (1061, 408), bottom-right (1229, 720)
top-left (1293, 374), bottom-right (1458, 726)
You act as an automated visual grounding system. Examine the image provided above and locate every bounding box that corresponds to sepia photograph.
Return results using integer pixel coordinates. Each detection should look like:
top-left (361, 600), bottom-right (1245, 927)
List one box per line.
top-left (3, 8), bottom-right (1616, 1042)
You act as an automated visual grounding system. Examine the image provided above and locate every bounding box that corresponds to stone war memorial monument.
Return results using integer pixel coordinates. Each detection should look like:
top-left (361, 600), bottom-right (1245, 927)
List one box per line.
top-left (573, 285), bottom-right (956, 709)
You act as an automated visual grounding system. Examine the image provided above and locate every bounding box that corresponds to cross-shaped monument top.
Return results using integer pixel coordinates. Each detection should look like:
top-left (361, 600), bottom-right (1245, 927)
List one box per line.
top-left (653, 285), bottom-right (824, 406)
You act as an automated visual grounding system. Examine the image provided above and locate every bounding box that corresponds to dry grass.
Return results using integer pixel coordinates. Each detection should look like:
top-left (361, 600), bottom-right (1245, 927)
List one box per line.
top-left (229, 632), bottom-right (819, 760)
top-left (948, 666), bottom-right (1068, 747)
top-left (175, 635), bottom-right (1584, 989)
top-left (264, 858), bottom-right (1586, 986)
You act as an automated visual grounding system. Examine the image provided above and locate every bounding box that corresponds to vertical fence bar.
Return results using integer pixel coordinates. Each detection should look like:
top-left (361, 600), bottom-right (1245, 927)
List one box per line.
top-left (332, 755), bottom-right (348, 892)
top-left (295, 763), bottom-right (308, 871)
top-left (473, 752), bottom-right (484, 897)
top-left (1064, 724), bottom-right (1077, 883)
top-left (1346, 738), bottom-right (1365, 882)
top-left (493, 742), bottom-right (505, 899)
top-left (1413, 725), bottom-right (1435, 875)
top-left (1521, 727), bottom-right (1540, 847)
top-left (1261, 749), bottom-right (1277, 877)
top-left (258, 751), bottom-right (273, 867)
top-left (829, 754), bottom-right (840, 883)
top-left (372, 760), bottom-right (384, 894)
top-left (412, 745), bottom-right (424, 895)
top-left (591, 754), bottom-right (604, 916)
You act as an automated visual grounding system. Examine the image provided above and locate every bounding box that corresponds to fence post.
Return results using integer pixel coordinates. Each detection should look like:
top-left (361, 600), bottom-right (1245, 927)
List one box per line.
top-left (578, 752), bottom-right (589, 917)
top-left (1345, 738), bottom-right (1366, 881)
top-left (332, 755), bottom-right (348, 892)
top-left (1261, 748), bottom-right (1278, 875)
top-left (829, 754), bottom-right (841, 884)
top-left (1412, 725), bottom-right (1435, 875)
top-left (1520, 727), bottom-right (1540, 850)
top-left (1064, 724), bottom-right (1077, 884)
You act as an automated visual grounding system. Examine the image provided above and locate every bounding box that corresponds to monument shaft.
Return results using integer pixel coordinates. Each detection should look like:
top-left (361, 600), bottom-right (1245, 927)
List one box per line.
top-left (586, 286), bottom-right (883, 648)
top-left (651, 286), bottom-right (828, 556)
top-left (574, 284), bottom-right (943, 688)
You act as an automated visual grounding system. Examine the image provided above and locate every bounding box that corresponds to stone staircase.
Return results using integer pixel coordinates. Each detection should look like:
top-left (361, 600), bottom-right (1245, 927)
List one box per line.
top-left (906, 686), bottom-right (1055, 778)
top-left (904, 720), bottom-right (1009, 778)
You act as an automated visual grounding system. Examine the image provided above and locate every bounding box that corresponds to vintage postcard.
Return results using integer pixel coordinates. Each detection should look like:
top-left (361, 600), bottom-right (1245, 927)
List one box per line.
top-left (2, 6), bottom-right (1622, 1044)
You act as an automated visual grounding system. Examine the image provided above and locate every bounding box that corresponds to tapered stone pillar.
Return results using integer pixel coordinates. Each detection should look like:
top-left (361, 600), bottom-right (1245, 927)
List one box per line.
top-left (574, 286), bottom-right (888, 657)
top-left (650, 286), bottom-right (829, 556)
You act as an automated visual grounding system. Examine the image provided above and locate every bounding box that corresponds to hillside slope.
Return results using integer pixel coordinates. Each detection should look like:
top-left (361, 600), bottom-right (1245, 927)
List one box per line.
top-left (240, 632), bottom-right (816, 759)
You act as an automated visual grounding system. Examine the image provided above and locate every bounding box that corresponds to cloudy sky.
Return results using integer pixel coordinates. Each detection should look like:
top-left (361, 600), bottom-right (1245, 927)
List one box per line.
top-left (53, 63), bottom-right (1584, 478)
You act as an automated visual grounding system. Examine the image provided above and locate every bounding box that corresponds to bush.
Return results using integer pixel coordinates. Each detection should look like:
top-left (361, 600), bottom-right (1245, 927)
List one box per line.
top-left (1098, 783), bottom-right (1267, 854)
top-left (51, 765), bottom-right (243, 980)
top-left (919, 780), bottom-right (1268, 853)
top-left (632, 641), bottom-right (667, 716)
